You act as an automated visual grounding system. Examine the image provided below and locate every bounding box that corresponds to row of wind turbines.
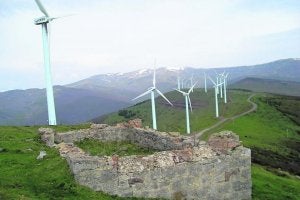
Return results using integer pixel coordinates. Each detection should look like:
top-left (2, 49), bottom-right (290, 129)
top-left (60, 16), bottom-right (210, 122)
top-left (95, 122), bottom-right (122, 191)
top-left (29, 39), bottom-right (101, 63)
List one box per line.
top-left (33, 0), bottom-right (229, 132)
top-left (133, 68), bottom-right (229, 134)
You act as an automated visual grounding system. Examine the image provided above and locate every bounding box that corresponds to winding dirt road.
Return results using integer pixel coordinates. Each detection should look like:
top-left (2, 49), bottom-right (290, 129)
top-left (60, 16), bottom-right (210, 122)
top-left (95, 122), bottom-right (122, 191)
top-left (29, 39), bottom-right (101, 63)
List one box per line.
top-left (194, 94), bottom-right (257, 140)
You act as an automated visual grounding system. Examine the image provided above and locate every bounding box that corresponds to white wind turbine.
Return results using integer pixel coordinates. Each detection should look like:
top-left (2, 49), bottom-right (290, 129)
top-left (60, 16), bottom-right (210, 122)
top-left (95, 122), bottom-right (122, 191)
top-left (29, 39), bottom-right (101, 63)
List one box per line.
top-left (175, 82), bottom-right (197, 134)
top-left (204, 72), bottom-right (207, 93)
top-left (132, 66), bottom-right (173, 130)
top-left (190, 75), bottom-right (194, 92)
top-left (222, 73), bottom-right (229, 103)
top-left (208, 76), bottom-right (223, 118)
top-left (33, 0), bottom-right (59, 125)
top-left (177, 76), bottom-right (181, 90)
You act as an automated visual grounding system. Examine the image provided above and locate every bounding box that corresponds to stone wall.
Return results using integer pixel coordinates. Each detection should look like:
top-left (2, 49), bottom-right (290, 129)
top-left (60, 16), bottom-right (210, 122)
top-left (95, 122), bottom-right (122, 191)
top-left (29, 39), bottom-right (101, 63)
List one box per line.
top-left (54, 125), bottom-right (194, 151)
top-left (39, 123), bottom-right (251, 200)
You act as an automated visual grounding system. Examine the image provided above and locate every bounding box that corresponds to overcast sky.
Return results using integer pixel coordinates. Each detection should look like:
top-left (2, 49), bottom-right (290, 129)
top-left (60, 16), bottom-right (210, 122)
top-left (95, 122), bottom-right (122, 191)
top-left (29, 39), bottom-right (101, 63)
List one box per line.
top-left (0, 0), bottom-right (300, 91)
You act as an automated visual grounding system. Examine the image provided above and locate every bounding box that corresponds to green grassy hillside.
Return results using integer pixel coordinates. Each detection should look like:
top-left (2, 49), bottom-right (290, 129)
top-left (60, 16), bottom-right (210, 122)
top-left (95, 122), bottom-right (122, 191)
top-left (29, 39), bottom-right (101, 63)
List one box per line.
top-left (1, 89), bottom-right (300, 199)
top-left (0, 126), bottom-right (151, 200)
top-left (97, 89), bottom-right (300, 199)
top-left (201, 94), bottom-right (300, 176)
top-left (96, 89), bottom-right (252, 134)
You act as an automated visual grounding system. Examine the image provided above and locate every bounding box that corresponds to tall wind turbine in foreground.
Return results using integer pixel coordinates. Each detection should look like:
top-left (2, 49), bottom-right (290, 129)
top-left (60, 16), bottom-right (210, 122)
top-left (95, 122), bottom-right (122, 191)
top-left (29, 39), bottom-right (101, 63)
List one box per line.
top-left (208, 76), bottom-right (223, 118)
top-left (34, 0), bottom-right (58, 125)
top-left (132, 67), bottom-right (173, 130)
top-left (175, 83), bottom-right (197, 134)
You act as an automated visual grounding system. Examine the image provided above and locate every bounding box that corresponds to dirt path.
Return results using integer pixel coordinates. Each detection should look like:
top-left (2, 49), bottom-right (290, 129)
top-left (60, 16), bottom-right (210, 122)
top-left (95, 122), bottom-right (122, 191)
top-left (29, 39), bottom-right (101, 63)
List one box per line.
top-left (194, 93), bottom-right (257, 140)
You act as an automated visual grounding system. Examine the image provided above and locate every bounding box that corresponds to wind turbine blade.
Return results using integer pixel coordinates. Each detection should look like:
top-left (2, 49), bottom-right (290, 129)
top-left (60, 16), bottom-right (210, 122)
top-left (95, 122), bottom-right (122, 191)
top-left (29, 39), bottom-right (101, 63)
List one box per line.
top-left (188, 96), bottom-right (193, 112)
top-left (51, 14), bottom-right (76, 20)
top-left (188, 81), bottom-right (198, 94)
top-left (175, 89), bottom-right (186, 95)
top-left (156, 89), bottom-right (173, 106)
top-left (132, 89), bottom-right (152, 101)
top-left (35, 0), bottom-right (49, 17)
top-left (207, 75), bottom-right (216, 85)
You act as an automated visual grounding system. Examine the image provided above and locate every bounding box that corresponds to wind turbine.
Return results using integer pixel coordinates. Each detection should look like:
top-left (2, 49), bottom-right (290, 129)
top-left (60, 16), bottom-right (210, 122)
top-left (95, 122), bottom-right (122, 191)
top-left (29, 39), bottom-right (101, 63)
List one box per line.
top-left (33, 0), bottom-right (59, 125)
top-left (190, 75), bottom-right (194, 92)
top-left (204, 72), bottom-right (207, 93)
top-left (219, 74), bottom-right (223, 98)
top-left (132, 66), bottom-right (173, 130)
top-left (175, 82), bottom-right (197, 134)
top-left (223, 73), bottom-right (229, 103)
top-left (177, 76), bottom-right (181, 90)
top-left (208, 76), bottom-right (223, 118)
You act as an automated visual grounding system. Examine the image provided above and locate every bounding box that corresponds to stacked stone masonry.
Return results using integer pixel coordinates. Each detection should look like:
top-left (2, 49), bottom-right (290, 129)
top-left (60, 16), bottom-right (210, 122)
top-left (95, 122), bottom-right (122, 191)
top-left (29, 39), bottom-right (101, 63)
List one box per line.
top-left (39, 121), bottom-right (251, 200)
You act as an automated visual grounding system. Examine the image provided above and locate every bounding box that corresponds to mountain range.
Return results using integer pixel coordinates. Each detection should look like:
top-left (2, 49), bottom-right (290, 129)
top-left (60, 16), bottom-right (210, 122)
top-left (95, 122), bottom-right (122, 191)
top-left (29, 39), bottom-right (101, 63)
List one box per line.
top-left (0, 58), bottom-right (299, 125)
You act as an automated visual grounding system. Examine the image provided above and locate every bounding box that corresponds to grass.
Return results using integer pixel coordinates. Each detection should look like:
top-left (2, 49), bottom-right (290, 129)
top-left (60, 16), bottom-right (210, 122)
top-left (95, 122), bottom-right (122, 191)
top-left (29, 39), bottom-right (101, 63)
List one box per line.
top-left (201, 94), bottom-right (300, 175)
top-left (252, 164), bottom-right (300, 200)
top-left (0, 126), bottom-right (151, 200)
top-left (100, 89), bottom-right (252, 134)
top-left (75, 139), bottom-right (157, 157)
top-left (1, 91), bottom-right (300, 199)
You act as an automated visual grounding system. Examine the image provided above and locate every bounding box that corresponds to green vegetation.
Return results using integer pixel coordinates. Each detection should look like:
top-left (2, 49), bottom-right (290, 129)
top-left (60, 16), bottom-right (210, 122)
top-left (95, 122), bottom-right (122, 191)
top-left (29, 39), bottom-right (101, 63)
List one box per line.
top-left (252, 164), bottom-right (300, 200)
top-left (262, 95), bottom-right (300, 125)
top-left (101, 89), bottom-right (252, 134)
top-left (1, 90), bottom-right (300, 199)
top-left (76, 139), bottom-right (156, 157)
top-left (0, 126), bottom-right (149, 200)
top-left (201, 94), bottom-right (300, 175)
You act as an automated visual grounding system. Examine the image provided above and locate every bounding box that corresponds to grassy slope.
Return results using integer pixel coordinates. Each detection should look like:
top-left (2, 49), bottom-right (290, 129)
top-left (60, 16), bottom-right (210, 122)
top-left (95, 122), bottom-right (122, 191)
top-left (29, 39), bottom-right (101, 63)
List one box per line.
top-left (0, 126), bottom-right (148, 200)
top-left (101, 89), bottom-right (252, 134)
top-left (252, 164), bottom-right (300, 200)
top-left (1, 90), bottom-right (300, 199)
top-left (200, 94), bottom-right (300, 173)
top-left (101, 90), bottom-right (300, 199)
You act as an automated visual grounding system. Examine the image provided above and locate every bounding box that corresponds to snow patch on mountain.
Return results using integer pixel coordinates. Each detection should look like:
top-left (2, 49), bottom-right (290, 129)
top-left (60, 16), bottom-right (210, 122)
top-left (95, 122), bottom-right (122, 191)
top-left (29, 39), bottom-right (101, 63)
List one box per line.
top-left (166, 67), bottom-right (185, 72)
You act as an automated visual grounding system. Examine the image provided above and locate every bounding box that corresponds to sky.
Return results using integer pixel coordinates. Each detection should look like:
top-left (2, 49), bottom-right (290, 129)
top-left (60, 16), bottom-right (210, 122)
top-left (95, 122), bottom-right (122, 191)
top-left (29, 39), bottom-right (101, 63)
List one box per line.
top-left (0, 0), bottom-right (300, 91)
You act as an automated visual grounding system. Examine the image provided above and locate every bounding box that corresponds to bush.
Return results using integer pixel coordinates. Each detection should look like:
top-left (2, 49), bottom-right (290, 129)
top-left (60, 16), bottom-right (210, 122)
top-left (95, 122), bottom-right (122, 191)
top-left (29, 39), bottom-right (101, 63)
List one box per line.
top-left (118, 110), bottom-right (136, 119)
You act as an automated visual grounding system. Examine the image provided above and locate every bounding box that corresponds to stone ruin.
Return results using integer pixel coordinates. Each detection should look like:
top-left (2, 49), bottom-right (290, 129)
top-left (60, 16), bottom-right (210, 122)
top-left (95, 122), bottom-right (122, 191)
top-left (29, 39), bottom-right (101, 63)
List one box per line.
top-left (39, 119), bottom-right (251, 200)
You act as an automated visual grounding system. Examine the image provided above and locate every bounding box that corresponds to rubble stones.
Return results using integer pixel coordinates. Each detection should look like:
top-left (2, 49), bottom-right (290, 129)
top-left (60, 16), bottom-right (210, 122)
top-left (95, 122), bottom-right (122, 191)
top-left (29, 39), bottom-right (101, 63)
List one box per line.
top-left (36, 150), bottom-right (47, 160)
top-left (208, 131), bottom-right (241, 153)
top-left (38, 123), bottom-right (251, 200)
top-left (38, 127), bottom-right (55, 147)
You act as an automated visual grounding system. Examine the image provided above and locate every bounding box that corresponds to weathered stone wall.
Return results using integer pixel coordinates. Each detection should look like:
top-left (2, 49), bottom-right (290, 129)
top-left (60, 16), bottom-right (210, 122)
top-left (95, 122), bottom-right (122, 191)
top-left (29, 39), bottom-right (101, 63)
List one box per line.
top-left (39, 123), bottom-right (252, 200)
top-left (54, 125), bottom-right (194, 151)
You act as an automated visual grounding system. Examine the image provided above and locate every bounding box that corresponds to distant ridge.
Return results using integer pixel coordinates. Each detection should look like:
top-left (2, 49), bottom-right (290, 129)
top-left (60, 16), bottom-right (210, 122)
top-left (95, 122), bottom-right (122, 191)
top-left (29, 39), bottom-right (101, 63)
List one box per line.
top-left (230, 77), bottom-right (300, 96)
top-left (0, 58), bottom-right (299, 125)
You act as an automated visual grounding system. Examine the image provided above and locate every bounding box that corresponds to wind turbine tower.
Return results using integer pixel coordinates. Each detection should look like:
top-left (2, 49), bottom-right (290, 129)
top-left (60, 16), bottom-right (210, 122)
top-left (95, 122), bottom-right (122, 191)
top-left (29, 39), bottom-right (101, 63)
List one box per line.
top-left (34, 0), bottom-right (57, 125)
top-left (133, 65), bottom-right (173, 130)
top-left (223, 73), bottom-right (229, 103)
top-left (208, 76), bottom-right (222, 118)
top-left (204, 72), bottom-right (207, 93)
top-left (176, 83), bottom-right (197, 134)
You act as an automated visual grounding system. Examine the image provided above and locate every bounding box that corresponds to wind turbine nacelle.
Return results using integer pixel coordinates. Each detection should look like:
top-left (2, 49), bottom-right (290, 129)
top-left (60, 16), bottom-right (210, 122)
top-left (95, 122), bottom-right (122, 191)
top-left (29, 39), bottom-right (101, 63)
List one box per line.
top-left (34, 16), bottom-right (50, 25)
